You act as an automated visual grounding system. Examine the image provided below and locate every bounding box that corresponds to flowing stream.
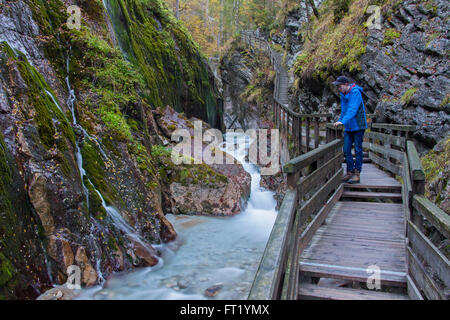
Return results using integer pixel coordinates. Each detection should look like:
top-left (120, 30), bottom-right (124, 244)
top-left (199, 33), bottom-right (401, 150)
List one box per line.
top-left (76, 132), bottom-right (278, 300)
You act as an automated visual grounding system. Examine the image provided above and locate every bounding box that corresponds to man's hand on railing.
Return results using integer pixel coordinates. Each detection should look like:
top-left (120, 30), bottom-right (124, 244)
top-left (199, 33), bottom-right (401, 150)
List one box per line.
top-left (334, 121), bottom-right (343, 127)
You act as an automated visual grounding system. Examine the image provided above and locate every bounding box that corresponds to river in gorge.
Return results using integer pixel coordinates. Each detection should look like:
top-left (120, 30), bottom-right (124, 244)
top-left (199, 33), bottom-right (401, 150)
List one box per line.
top-left (76, 132), bottom-right (279, 300)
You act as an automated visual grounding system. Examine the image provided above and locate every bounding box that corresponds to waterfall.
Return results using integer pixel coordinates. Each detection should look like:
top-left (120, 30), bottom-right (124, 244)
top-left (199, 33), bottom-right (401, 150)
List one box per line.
top-left (62, 50), bottom-right (160, 284)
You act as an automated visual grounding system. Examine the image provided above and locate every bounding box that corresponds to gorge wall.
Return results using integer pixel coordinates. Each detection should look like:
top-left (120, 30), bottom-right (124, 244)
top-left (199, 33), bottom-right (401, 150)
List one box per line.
top-left (253, 0), bottom-right (449, 212)
top-left (0, 0), bottom-right (230, 299)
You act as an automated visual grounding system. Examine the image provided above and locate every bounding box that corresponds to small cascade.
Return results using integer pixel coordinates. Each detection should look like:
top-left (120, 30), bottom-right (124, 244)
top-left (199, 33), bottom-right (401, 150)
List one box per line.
top-left (76, 132), bottom-right (278, 300)
top-left (62, 50), bottom-right (160, 284)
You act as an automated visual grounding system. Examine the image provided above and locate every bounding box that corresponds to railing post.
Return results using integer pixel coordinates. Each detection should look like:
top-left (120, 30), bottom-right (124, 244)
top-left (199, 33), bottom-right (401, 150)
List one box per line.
top-left (314, 117), bottom-right (320, 149)
top-left (287, 171), bottom-right (299, 190)
top-left (305, 118), bottom-right (311, 152)
top-left (407, 140), bottom-right (426, 233)
top-left (326, 116), bottom-right (332, 143)
top-left (294, 116), bottom-right (299, 156)
top-left (298, 117), bottom-right (303, 155)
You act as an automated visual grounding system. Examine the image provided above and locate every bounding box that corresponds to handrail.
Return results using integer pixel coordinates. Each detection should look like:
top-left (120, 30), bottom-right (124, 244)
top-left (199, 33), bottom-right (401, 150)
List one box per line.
top-left (248, 189), bottom-right (298, 300)
top-left (248, 138), bottom-right (343, 300)
top-left (284, 139), bottom-right (343, 174)
top-left (393, 134), bottom-right (449, 300)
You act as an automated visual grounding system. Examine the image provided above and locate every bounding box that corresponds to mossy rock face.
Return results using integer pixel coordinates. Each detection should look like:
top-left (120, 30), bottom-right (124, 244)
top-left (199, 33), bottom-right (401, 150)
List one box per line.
top-left (102, 0), bottom-right (222, 128)
top-left (293, 0), bottom-right (391, 82)
top-left (80, 139), bottom-right (119, 206)
top-left (0, 41), bottom-right (76, 151)
top-left (421, 137), bottom-right (450, 212)
top-left (0, 132), bottom-right (52, 299)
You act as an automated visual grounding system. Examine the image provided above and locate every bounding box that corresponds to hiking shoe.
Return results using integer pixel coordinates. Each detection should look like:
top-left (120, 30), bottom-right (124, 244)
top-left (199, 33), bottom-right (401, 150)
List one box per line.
top-left (342, 170), bottom-right (354, 182)
top-left (349, 169), bottom-right (360, 184)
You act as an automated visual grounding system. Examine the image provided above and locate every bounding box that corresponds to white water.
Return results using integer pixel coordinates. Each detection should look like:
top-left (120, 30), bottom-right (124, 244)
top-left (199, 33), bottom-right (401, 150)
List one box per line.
top-left (62, 52), bottom-right (158, 284)
top-left (76, 132), bottom-right (278, 300)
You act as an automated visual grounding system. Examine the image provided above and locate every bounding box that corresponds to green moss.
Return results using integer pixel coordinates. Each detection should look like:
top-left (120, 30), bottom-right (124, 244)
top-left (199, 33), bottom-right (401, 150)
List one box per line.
top-left (439, 93), bottom-right (450, 108)
top-left (69, 26), bottom-right (143, 142)
top-left (293, 0), bottom-right (371, 82)
top-left (1, 42), bottom-right (75, 151)
top-left (421, 138), bottom-right (450, 207)
top-left (103, 0), bottom-right (220, 127)
top-left (382, 28), bottom-right (401, 46)
top-left (80, 139), bottom-right (119, 205)
top-left (401, 87), bottom-right (418, 104)
top-left (0, 253), bottom-right (15, 287)
top-left (84, 177), bottom-right (107, 220)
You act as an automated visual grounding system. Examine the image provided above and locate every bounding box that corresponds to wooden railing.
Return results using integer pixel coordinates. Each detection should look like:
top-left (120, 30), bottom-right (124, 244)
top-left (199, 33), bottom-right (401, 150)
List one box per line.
top-left (248, 122), bottom-right (449, 300)
top-left (402, 141), bottom-right (450, 300)
top-left (248, 139), bottom-right (343, 299)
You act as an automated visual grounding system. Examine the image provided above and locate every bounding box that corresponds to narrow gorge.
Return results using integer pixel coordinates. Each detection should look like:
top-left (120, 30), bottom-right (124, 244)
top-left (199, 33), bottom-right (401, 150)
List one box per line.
top-left (0, 0), bottom-right (448, 301)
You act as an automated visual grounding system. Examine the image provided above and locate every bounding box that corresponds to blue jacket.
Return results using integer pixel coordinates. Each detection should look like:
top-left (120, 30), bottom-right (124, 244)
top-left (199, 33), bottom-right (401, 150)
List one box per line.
top-left (338, 85), bottom-right (368, 132)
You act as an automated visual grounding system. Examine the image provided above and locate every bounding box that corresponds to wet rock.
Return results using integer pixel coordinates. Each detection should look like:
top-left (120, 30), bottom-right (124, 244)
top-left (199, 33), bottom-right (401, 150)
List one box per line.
top-left (177, 278), bottom-right (191, 289)
top-left (47, 231), bottom-right (74, 273)
top-left (36, 287), bottom-right (80, 300)
top-left (204, 284), bottom-right (223, 297)
top-left (132, 241), bottom-right (160, 267)
top-left (28, 173), bottom-right (54, 236)
top-left (169, 178), bottom-right (244, 216)
top-left (75, 247), bottom-right (98, 287)
top-left (155, 106), bottom-right (251, 216)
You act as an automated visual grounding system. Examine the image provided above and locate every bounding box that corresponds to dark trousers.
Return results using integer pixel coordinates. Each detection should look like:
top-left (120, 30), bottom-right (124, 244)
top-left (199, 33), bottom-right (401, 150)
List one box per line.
top-left (343, 129), bottom-right (365, 173)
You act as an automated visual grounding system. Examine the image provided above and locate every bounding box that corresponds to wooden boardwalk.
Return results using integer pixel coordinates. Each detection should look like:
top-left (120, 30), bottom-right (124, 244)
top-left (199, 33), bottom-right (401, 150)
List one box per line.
top-left (297, 162), bottom-right (408, 299)
top-left (243, 31), bottom-right (450, 300)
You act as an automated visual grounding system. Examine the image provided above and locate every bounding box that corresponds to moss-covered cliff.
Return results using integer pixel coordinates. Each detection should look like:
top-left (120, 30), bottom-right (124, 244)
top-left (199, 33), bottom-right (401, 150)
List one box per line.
top-left (0, 0), bottom-right (225, 299)
top-left (103, 0), bottom-right (223, 128)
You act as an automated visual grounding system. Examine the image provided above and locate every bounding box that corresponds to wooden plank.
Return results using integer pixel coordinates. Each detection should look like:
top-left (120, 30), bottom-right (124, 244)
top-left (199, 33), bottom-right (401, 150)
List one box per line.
top-left (298, 152), bottom-right (342, 199)
top-left (298, 185), bottom-right (344, 257)
top-left (298, 283), bottom-right (408, 300)
top-left (407, 220), bottom-right (450, 288)
top-left (371, 123), bottom-right (416, 132)
top-left (369, 151), bottom-right (402, 176)
top-left (299, 168), bottom-right (343, 221)
top-left (341, 191), bottom-right (402, 200)
top-left (406, 275), bottom-right (424, 300)
top-left (406, 141), bottom-right (425, 181)
top-left (412, 195), bottom-right (450, 239)
top-left (248, 189), bottom-right (298, 300)
top-left (365, 131), bottom-right (406, 149)
top-left (281, 182), bottom-right (338, 300)
top-left (298, 262), bottom-right (406, 287)
top-left (284, 139), bottom-right (343, 174)
top-left (363, 142), bottom-right (404, 161)
top-left (406, 247), bottom-right (447, 300)
top-left (344, 184), bottom-right (402, 191)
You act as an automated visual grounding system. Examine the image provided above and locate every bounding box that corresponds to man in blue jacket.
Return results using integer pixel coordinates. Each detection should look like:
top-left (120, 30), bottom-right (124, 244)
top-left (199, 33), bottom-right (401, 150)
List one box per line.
top-left (333, 76), bottom-right (368, 184)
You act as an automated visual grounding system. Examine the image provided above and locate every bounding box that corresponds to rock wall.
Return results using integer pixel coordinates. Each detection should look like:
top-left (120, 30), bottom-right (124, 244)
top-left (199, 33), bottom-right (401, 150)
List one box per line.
top-left (0, 0), bottom-right (225, 299)
top-left (286, 0), bottom-right (449, 150)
